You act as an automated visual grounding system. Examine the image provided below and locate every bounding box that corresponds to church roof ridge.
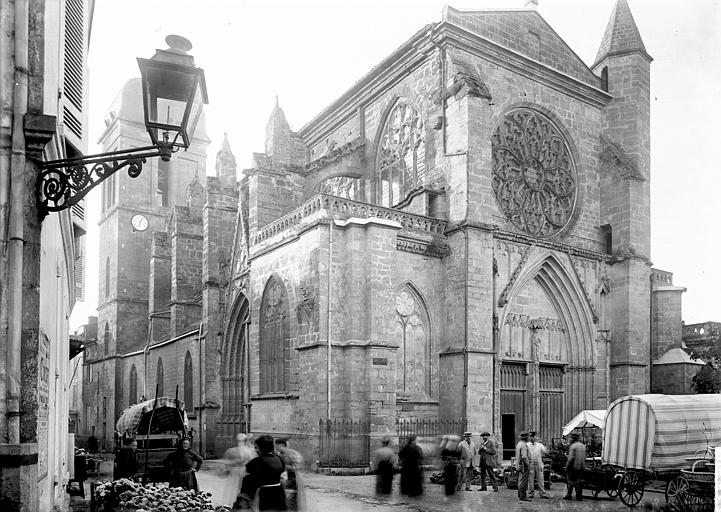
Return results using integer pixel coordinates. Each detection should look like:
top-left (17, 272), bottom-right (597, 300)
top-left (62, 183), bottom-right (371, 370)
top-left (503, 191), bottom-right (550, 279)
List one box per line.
top-left (593, 0), bottom-right (652, 67)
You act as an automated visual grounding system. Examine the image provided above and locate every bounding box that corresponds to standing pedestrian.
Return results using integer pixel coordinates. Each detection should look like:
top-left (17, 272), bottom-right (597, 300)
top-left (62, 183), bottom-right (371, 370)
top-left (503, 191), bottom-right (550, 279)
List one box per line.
top-left (87, 426), bottom-right (99, 454)
top-left (564, 432), bottom-right (586, 501)
top-left (221, 433), bottom-right (256, 506)
top-left (113, 437), bottom-right (138, 480)
top-left (372, 437), bottom-right (396, 497)
top-left (515, 431), bottom-right (531, 502)
top-left (164, 437), bottom-right (203, 491)
top-left (275, 438), bottom-right (306, 511)
top-left (477, 432), bottom-right (499, 492)
top-left (439, 434), bottom-right (461, 499)
top-left (237, 434), bottom-right (287, 511)
top-left (526, 430), bottom-right (549, 498)
top-left (399, 435), bottom-right (423, 497)
top-left (456, 432), bottom-right (476, 491)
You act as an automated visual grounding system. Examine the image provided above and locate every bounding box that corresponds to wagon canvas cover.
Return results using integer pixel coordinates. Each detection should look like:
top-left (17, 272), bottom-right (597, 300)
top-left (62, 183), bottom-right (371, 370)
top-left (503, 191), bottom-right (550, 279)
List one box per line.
top-left (602, 394), bottom-right (721, 471)
top-left (562, 409), bottom-right (606, 436)
top-left (116, 397), bottom-right (189, 435)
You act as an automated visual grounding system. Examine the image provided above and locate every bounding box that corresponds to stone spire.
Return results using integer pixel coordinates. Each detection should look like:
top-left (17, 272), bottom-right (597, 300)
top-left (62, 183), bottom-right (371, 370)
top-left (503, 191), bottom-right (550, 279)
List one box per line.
top-left (265, 95), bottom-right (292, 155)
top-left (215, 132), bottom-right (237, 185)
top-left (263, 97), bottom-right (304, 167)
top-left (593, 0), bottom-right (652, 67)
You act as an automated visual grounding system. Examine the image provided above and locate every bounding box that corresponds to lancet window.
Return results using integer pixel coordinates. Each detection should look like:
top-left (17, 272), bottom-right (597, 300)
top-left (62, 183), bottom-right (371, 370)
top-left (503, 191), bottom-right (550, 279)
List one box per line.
top-left (377, 99), bottom-right (426, 207)
top-left (128, 365), bottom-right (138, 406)
top-left (259, 276), bottom-right (290, 394)
top-left (184, 351), bottom-right (193, 412)
top-left (155, 358), bottom-right (164, 397)
top-left (395, 285), bottom-right (431, 397)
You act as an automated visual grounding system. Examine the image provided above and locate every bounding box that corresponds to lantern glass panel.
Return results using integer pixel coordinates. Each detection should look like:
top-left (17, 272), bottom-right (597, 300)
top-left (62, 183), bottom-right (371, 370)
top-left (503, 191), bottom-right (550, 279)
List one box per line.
top-left (185, 80), bottom-right (204, 145)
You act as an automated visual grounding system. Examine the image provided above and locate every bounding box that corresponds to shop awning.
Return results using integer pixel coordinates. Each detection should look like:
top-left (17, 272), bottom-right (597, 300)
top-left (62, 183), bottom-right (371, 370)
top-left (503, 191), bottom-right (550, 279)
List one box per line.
top-left (562, 409), bottom-right (607, 436)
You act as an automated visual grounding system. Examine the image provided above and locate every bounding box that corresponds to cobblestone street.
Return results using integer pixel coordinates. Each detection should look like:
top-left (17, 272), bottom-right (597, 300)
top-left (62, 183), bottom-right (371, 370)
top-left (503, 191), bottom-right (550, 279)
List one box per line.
top-left (197, 468), bottom-right (657, 512)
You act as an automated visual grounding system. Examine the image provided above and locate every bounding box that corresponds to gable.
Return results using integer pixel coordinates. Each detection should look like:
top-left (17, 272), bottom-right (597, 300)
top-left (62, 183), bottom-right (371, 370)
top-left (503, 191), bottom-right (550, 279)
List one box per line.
top-left (443, 7), bottom-right (600, 88)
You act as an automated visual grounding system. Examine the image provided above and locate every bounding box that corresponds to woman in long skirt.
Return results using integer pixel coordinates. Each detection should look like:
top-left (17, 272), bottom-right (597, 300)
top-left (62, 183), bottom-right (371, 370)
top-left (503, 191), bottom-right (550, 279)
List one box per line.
top-left (164, 437), bottom-right (203, 491)
top-left (399, 435), bottom-right (423, 497)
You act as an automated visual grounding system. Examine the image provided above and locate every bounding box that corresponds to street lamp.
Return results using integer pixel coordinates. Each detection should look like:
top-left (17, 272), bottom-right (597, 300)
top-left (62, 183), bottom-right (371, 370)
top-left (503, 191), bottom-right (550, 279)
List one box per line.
top-left (37, 35), bottom-right (208, 214)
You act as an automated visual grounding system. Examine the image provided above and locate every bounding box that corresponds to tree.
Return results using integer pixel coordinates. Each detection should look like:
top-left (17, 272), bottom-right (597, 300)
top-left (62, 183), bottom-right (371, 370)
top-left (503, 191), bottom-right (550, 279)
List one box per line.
top-left (689, 325), bottom-right (721, 394)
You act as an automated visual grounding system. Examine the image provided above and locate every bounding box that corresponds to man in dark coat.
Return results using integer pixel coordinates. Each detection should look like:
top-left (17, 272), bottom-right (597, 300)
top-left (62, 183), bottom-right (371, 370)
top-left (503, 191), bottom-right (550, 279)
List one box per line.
top-left (564, 432), bottom-right (586, 501)
top-left (238, 434), bottom-right (287, 511)
top-left (478, 432), bottom-right (499, 492)
top-left (114, 438), bottom-right (138, 480)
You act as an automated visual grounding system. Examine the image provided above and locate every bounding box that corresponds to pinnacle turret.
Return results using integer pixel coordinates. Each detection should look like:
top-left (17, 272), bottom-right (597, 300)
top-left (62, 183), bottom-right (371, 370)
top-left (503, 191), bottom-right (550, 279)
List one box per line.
top-left (215, 132), bottom-right (237, 185)
top-left (593, 0), bottom-right (652, 68)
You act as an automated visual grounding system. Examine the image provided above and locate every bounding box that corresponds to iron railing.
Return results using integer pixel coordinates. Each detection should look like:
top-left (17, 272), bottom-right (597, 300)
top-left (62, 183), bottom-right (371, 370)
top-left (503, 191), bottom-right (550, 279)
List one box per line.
top-left (397, 417), bottom-right (464, 464)
top-left (318, 418), bottom-right (370, 468)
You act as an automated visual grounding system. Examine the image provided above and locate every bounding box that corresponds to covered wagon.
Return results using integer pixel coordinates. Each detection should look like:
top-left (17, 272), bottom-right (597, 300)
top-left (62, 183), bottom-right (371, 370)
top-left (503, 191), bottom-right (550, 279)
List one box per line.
top-left (115, 397), bottom-right (190, 482)
top-left (602, 394), bottom-right (720, 509)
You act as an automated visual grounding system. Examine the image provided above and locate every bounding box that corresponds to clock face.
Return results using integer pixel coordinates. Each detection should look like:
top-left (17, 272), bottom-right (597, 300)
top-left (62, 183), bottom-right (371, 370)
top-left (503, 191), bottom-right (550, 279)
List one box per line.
top-left (131, 214), bottom-right (148, 232)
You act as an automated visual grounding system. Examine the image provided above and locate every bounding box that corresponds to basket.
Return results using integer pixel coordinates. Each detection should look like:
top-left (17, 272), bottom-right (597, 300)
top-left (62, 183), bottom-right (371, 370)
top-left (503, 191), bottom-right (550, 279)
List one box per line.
top-left (680, 469), bottom-right (714, 484)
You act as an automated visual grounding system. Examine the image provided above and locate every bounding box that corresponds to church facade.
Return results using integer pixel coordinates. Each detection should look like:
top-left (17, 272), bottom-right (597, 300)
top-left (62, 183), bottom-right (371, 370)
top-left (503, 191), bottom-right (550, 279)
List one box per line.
top-left (82, 0), bottom-right (694, 461)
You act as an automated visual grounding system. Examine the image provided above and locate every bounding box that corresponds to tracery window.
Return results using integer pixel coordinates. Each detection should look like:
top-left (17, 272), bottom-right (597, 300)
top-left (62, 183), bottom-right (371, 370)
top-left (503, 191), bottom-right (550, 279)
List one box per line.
top-left (128, 365), bottom-right (138, 406)
top-left (377, 99), bottom-right (426, 207)
top-left (491, 108), bottom-right (577, 238)
top-left (395, 286), bottom-right (431, 397)
top-left (259, 276), bottom-right (290, 394)
top-left (184, 352), bottom-right (193, 412)
top-left (155, 358), bottom-right (164, 397)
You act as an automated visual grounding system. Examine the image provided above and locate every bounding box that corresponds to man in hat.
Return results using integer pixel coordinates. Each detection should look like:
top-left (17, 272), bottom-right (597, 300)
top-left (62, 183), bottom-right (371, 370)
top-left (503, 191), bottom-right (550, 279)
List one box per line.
top-left (515, 431), bottom-right (531, 501)
top-left (456, 432), bottom-right (477, 491)
top-left (477, 432), bottom-right (498, 492)
top-left (527, 430), bottom-right (549, 499)
top-left (564, 432), bottom-right (586, 501)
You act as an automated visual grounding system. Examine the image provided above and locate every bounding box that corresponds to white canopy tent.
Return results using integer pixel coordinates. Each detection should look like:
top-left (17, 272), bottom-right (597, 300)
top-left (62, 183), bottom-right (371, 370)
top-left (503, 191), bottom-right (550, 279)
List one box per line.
top-left (562, 409), bottom-right (607, 436)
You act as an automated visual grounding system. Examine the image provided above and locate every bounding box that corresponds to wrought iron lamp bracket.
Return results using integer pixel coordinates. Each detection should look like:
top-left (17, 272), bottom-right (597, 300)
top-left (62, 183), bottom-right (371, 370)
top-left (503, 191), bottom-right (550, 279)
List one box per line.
top-left (37, 143), bottom-right (177, 213)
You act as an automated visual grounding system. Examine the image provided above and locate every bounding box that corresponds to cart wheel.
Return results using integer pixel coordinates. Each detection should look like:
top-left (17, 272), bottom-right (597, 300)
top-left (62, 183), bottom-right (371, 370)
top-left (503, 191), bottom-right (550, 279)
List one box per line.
top-left (606, 484), bottom-right (619, 499)
top-left (666, 475), bottom-right (687, 512)
top-left (619, 471), bottom-right (644, 507)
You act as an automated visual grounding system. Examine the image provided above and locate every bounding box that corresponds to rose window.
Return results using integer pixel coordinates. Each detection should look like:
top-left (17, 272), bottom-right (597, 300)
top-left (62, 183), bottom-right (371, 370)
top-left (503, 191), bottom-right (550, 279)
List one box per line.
top-left (491, 109), bottom-right (577, 238)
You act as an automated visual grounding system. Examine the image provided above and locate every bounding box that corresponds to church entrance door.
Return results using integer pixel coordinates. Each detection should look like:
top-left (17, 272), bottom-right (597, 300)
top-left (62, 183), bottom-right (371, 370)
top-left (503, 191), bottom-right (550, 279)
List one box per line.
top-left (500, 362), bottom-right (526, 459)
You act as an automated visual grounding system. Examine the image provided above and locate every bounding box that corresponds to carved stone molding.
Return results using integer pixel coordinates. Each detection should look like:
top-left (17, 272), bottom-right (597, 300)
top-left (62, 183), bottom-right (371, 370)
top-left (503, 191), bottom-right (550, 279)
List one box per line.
top-left (397, 235), bottom-right (450, 258)
top-left (600, 135), bottom-right (645, 181)
top-left (295, 278), bottom-right (317, 335)
top-left (504, 313), bottom-right (565, 332)
top-left (498, 243), bottom-right (534, 307)
top-left (305, 137), bottom-right (365, 174)
top-left (568, 254), bottom-right (599, 323)
top-left (494, 229), bottom-right (612, 262)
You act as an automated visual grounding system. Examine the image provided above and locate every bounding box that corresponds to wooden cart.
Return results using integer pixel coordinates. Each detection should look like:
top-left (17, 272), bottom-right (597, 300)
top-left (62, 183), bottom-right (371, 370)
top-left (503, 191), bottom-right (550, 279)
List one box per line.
top-left (114, 396), bottom-right (190, 483)
top-left (601, 394), bottom-right (720, 510)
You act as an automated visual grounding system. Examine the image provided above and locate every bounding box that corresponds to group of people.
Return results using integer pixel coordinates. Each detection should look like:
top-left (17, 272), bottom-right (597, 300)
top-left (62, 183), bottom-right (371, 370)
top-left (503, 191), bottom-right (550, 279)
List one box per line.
top-left (224, 433), bottom-right (306, 512)
top-left (438, 431), bottom-right (499, 497)
top-left (371, 435), bottom-right (425, 499)
top-left (514, 430), bottom-right (586, 502)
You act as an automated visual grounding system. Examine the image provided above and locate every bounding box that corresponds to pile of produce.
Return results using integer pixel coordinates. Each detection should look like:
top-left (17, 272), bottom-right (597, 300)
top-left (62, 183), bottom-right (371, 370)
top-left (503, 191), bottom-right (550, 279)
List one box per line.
top-left (94, 479), bottom-right (230, 512)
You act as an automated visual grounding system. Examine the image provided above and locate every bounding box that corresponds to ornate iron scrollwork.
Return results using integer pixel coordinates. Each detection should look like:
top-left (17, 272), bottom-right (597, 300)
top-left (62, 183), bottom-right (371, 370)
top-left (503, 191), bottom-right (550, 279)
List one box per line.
top-left (491, 109), bottom-right (577, 238)
top-left (37, 145), bottom-right (165, 212)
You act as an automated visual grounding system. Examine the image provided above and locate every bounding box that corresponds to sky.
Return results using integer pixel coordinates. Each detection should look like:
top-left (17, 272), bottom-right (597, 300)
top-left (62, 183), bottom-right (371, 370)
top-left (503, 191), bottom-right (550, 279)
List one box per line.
top-left (70, 0), bottom-right (721, 329)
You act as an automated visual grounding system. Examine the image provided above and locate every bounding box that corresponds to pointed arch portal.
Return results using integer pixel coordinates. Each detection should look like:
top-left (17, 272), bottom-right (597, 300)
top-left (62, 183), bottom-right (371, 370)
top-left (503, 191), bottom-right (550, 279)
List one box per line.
top-left (219, 293), bottom-right (250, 437)
top-left (498, 251), bottom-right (596, 450)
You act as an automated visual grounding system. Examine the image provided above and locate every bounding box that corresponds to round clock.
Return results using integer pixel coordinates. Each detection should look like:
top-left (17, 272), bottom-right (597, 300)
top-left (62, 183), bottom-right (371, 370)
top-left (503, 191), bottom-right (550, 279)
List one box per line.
top-left (131, 214), bottom-right (149, 232)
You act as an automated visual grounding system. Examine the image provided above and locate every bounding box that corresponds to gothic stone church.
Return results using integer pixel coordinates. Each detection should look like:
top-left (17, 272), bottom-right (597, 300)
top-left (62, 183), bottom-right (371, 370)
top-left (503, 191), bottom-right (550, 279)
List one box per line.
top-left (85, 0), bottom-right (691, 460)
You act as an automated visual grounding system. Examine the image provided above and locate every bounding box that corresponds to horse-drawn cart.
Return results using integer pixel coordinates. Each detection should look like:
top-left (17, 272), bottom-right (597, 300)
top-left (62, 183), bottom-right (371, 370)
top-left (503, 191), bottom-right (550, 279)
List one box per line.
top-left (601, 394), bottom-right (719, 510)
